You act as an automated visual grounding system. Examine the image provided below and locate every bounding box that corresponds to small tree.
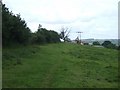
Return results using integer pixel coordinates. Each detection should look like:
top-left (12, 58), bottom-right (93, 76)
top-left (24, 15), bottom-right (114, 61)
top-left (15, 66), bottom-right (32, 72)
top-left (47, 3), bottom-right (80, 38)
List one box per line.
top-left (38, 24), bottom-right (42, 30)
top-left (60, 27), bottom-right (71, 42)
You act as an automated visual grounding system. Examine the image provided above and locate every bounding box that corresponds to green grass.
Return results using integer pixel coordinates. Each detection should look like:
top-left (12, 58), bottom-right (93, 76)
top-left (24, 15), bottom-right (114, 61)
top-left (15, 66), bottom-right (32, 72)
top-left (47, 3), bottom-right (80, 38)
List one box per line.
top-left (2, 43), bottom-right (118, 88)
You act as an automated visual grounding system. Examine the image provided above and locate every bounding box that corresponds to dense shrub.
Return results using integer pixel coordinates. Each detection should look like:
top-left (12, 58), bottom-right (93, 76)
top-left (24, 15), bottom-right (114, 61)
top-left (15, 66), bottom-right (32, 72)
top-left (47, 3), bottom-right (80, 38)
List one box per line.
top-left (102, 41), bottom-right (117, 49)
top-left (93, 41), bottom-right (100, 45)
top-left (32, 28), bottom-right (60, 44)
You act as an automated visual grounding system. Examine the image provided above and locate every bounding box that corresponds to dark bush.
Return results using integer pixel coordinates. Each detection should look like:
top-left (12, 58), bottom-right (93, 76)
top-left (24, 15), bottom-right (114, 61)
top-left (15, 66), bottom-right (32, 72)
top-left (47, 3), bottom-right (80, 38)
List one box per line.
top-left (102, 41), bottom-right (117, 49)
top-left (93, 41), bottom-right (100, 45)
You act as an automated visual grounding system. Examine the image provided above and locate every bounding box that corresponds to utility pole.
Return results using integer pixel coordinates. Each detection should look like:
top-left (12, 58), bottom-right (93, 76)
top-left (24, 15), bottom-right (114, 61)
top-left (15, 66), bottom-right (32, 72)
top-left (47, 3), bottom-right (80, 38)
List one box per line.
top-left (77, 32), bottom-right (83, 44)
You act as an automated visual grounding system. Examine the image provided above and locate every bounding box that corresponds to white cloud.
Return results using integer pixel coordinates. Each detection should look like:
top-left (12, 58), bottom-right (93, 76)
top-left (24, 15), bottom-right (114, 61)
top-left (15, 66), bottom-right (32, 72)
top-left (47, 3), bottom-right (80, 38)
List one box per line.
top-left (3, 0), bottom-right (119, 39)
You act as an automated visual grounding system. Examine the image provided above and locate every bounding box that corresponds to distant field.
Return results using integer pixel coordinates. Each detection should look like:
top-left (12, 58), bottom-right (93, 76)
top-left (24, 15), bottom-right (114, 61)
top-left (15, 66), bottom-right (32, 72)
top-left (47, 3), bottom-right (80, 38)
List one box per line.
top-left (2, 43), bottom-right (118, 88)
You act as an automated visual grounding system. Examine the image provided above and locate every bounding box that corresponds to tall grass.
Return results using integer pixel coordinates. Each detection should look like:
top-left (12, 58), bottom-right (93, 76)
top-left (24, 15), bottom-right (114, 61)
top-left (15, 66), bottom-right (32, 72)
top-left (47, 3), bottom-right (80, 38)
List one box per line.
top-left (2, 43), bottom-right (118, 88)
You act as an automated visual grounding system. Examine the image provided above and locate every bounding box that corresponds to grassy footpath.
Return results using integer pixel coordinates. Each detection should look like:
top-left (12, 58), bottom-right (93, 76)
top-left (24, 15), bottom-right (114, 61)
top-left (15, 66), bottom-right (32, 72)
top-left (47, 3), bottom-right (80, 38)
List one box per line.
top-left (2, 43), bottom-right (118, 88)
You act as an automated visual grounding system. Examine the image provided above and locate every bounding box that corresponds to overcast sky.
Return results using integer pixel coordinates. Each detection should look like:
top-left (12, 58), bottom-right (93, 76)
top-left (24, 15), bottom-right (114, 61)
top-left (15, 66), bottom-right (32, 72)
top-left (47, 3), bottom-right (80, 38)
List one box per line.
top-left (3, 0), bottom-right (119, 39)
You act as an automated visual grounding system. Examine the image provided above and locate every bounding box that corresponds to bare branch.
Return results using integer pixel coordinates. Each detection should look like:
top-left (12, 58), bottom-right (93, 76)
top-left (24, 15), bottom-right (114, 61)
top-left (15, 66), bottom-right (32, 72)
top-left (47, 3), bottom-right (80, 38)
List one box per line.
top-left (60, 26), bottom-right (71, 42)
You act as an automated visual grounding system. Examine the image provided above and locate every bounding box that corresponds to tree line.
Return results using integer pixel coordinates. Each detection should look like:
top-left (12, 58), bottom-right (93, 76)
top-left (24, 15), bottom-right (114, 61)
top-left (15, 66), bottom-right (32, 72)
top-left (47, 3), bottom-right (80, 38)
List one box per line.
top-left (2, 4), bottom-right (60, 47)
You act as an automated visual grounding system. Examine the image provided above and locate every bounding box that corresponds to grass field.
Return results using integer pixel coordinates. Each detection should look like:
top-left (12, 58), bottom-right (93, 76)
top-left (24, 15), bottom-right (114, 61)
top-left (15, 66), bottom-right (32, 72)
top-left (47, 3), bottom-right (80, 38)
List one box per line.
top-left (2, 43), bottom-right (118, 88)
